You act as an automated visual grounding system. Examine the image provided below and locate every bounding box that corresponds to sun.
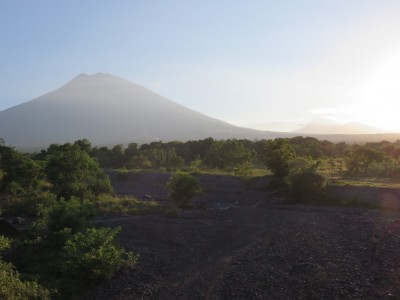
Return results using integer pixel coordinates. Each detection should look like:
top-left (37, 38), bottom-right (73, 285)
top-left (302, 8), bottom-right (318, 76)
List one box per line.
top-left (357, 55), bottom-right (400, 131)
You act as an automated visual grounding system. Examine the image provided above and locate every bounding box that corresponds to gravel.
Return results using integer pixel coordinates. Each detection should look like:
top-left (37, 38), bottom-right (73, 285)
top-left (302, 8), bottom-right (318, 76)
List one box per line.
top-left (82, 172), bottom-right (400, 299)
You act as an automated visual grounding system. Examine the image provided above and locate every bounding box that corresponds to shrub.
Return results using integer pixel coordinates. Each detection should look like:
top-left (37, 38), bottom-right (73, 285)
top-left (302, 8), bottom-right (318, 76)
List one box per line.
top-left (117, 167), bottom-right (130, 180)
top-left (0, 260), bottom-right (50, 300)
top-left (62, 227), bottom-right (137, 284)
top-left (1, 192), bottom-right (58, 216)
top-left (289, 170), bottom-right (327, 202)
top-left (0, 235), bottom-right (11, 252)
top-left (35, 198), bottom-right (94, 234)
top-left (234, 162), bottom-right (253, 180)
top-left (188, 159), bottom-right (202, 174)
top-left (166, 171), bottom-right (202, 208)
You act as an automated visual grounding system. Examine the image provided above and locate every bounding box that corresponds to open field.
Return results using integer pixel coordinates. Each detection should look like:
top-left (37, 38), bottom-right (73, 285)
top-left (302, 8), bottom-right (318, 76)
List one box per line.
top-left (82, 172), bottom-right (400, 299)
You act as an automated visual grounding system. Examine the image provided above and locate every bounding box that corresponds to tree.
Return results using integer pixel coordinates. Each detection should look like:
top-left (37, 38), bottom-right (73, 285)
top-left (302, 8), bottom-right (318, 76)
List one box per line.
top-left (74, 139), bottom-right (92, 153)
top-left (345, 146), bottom-right (385, 175)
top-left (204, 139), bottom-right (255, 169)
top-left (45, 144), bottom-right (113, 199)
top-left (263, 139), bottom-right (296, 187)
top-left (289, 169), bottom-right (327, 202)
top-left (166, 171), bottom-right (202, 208)
top-left (0, 145), bottom-right (43, 194)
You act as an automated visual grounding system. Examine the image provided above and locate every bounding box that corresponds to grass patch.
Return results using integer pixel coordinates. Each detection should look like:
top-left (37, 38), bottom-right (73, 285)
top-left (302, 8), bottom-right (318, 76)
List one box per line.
top-left (191, 167), bottom-right (271, 177)
top-left (332, 177), bottom-right (400, 188)
top-left (93, 194), bottom-right (164, 216)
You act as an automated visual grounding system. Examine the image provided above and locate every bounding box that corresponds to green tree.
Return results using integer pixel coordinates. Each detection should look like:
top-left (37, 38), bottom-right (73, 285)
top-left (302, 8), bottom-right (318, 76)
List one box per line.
top-left (74, 139), bottom-right (92, 153)
top-left (0, 145), bottom-right (43, 194)
top-left (204, 139), bottom-right (255, 169)
top-left (345, 146), bottom-right (385, 175)
top-left (45, 144), bottom-right (113, 199)
top-left (263, 139), bottom-right (296, 187)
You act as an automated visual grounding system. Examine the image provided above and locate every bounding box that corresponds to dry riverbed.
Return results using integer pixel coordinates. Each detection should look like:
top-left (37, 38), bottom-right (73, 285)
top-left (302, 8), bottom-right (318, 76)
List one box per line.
top-left (84, 172), bottom-right (400, 299)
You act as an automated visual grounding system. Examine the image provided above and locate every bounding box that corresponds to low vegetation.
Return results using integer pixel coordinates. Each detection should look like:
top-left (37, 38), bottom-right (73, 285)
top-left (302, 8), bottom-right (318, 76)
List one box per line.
top-left (167, 171), bottom-right (203, 208)
top-left (0, 141), bottom-right (138, 298)
top-left (93, 194), bottom-right (163, 216)
top-left (2, 136), bottom-right (400, 297)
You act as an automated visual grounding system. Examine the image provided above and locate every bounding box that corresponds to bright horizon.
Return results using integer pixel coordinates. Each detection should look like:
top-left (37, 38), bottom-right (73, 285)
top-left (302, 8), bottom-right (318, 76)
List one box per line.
top-left (1, 1), bottom-right (400, 133)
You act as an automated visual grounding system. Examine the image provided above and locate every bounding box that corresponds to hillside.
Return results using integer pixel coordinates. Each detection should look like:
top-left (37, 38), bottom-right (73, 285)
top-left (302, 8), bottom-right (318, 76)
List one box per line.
top-left (0, 73), bottom-right (278, 148)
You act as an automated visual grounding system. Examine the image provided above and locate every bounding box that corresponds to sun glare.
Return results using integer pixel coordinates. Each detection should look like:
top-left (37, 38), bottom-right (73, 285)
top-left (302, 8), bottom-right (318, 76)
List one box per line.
top-left (357, 55), bottom-right (400, 130)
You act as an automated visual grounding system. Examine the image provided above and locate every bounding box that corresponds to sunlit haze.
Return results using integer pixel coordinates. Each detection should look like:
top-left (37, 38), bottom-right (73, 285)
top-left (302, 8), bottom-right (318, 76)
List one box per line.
top-left (1, 1), bottom-right (400, 133)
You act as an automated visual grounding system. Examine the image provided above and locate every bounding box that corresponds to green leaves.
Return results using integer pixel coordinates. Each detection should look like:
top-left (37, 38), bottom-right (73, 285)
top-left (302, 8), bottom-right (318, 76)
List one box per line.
top-left (204, 139), bottom-right (255, 169)
top-left (0, 235), bottom-right (11, 252)
top-left (62, 227), bottom-right (137, 283)
top-left (35, 198), bottom-right (94, 234)
top-left (0, 260), bottom-right (50, 300)
top-left (0, 145), bottom-right (43, 194)
top-left (264, 139), bottom-right (296, 186)
top-left (167, 171), bottom-right (202, 208)
top-left (45, 144), bottom-right (113, 199)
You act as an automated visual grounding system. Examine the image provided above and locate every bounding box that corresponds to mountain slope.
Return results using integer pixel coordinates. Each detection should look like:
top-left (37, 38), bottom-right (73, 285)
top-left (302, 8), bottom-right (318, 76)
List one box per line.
top-left (0, 73), bottom-right (276, 148)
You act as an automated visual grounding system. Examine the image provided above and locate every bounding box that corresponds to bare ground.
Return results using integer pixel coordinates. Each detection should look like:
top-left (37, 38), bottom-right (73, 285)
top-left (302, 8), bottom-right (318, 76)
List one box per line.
top-left (83, 172), bottom-right (400, 299)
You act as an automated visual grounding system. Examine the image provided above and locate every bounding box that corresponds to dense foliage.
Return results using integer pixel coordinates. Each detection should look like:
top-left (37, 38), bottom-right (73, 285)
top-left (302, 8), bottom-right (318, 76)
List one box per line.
top-left (62, 227), bottom-right (137, 284)
top-left (0, 144), bottom-right (42, 194)
top-left (0, 235), bottom-right (50, 300)
top-left (2, 136), bottom-right (400, 297)
top-left (0, 260), bottom-right (51, 300)
top-left (45, 143), bottom-right (113, 199)
top-left (263, 139), bottom-right (296, 187)
top-left (0, 140), bottom-right (135, 298)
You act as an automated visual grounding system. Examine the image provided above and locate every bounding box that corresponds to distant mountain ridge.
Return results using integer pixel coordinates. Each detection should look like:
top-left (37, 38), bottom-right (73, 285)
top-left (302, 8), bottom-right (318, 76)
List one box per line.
top-left (295, 119), bottom-right (385, 135)
top-left (0, 73), bottom-right (280, 148)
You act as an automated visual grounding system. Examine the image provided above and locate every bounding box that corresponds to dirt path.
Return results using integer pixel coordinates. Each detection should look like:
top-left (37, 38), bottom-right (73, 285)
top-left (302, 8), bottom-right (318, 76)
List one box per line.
top-left (84, 172), bottom-right (400, 299)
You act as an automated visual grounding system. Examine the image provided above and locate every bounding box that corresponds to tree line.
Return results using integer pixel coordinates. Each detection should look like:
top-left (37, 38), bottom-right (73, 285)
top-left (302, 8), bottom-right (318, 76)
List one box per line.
top-left (30, 137), bottom-right (400, 177)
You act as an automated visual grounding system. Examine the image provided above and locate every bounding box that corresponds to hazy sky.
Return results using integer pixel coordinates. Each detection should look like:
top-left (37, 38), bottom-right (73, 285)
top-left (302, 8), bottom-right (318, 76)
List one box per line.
top-left (1, 1), bottom-right (400, 132)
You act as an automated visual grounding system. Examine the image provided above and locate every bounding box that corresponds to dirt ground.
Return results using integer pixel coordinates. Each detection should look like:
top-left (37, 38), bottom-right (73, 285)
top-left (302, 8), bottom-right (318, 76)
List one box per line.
top-left (84, 172), bottom-right (400, 299)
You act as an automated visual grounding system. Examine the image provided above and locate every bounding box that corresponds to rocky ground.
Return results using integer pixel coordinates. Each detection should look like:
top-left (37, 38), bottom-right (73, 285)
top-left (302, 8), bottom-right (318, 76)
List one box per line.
top-left (84, 172), bottom-right (400, 299)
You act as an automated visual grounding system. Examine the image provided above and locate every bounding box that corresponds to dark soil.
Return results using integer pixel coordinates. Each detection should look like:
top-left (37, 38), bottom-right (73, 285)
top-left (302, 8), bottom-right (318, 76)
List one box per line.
top-left (84, 172), bottom-right (400, 299)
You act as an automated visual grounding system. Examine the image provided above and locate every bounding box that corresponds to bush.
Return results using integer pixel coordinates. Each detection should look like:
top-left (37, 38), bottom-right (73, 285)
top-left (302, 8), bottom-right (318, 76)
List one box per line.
top-left (0, 235), bottom-right (11, 252)
top-left (35, 198), bottom-right (94, 234)
top-left (1, 192), bottom-right (58, 216)
top-left (62, 227), bottom-right (137, 284)
top-left (0, 235), bottom-right (50, 299)
top-left (117, 168), bottom-right (130, 180)
top-left (289, 170), bottom-right (327, 202)
top-left (234, 162), bottom-right (253, 180)
top-left (0, 260), bottom-right (50, 300)
top-left (166, 171), bottom-right (202, 208)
